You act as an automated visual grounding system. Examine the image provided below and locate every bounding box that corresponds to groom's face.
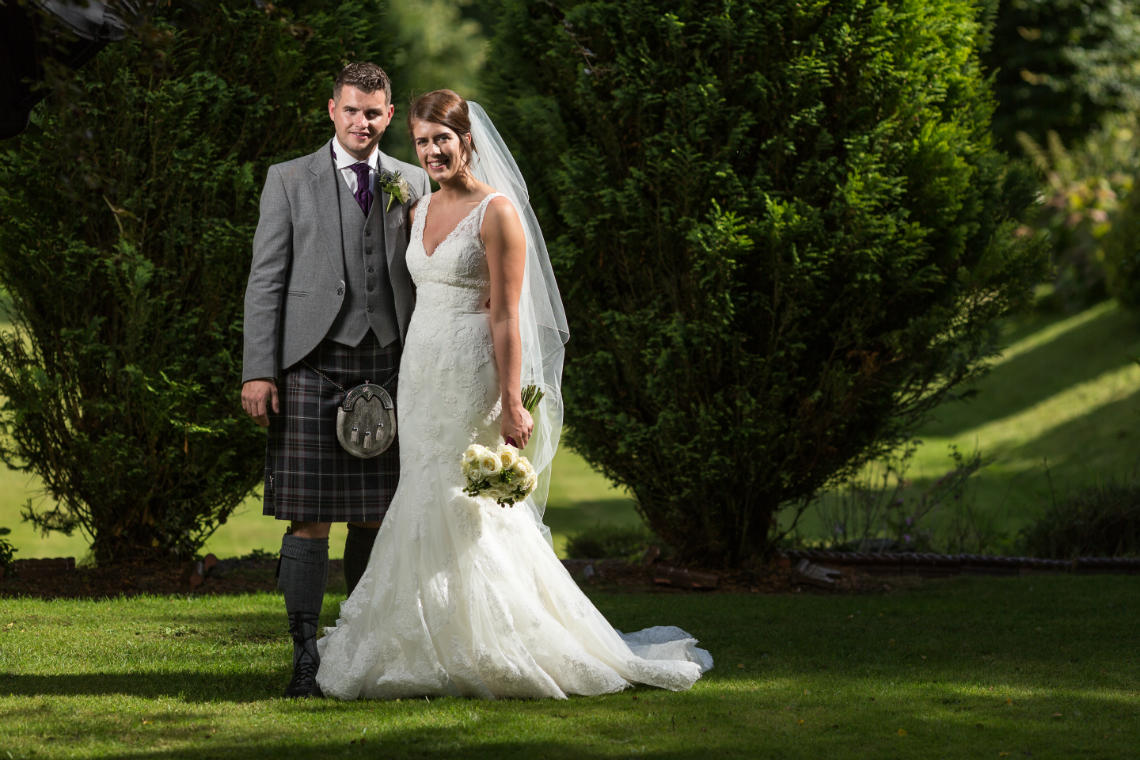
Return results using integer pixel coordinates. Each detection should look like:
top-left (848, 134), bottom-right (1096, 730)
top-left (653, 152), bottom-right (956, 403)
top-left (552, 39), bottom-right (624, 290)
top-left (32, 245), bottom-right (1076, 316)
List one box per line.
top-left (329, 85), bottom-right (394, 161)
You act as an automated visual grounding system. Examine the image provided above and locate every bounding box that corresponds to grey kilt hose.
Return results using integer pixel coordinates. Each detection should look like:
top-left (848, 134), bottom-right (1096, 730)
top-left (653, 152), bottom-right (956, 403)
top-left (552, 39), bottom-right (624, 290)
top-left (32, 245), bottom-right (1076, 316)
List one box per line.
top-left (263, 332), bottom-right (400, 523)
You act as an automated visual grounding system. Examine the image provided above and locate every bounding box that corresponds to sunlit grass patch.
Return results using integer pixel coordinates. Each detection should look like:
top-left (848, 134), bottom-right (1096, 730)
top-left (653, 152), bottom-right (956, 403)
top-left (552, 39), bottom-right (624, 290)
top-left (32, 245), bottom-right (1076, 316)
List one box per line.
top-left (2, 575), bottom-right (1136, 759)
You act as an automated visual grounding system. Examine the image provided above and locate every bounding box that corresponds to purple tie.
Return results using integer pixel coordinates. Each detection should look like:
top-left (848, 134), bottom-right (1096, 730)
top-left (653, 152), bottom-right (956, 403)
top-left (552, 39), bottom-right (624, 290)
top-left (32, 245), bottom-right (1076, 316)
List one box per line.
top-left (349, 162), bottom-right (372, 216)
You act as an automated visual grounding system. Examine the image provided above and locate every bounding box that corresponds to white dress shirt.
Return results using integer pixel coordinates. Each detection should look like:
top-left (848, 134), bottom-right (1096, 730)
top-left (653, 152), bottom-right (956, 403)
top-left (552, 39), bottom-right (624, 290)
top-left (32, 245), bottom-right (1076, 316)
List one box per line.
top-left (331, 138), bottom-right (378, 194)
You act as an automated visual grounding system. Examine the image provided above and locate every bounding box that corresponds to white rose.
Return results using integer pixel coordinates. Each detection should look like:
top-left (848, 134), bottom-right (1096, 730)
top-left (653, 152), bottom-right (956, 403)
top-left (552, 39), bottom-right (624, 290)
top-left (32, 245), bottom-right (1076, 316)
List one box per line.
top-left (497, 444), bottom-right (519, 469)
top-left (462, 445), bottom-right (483, 466)
top-left (479, 451), bottom-right (502, 477)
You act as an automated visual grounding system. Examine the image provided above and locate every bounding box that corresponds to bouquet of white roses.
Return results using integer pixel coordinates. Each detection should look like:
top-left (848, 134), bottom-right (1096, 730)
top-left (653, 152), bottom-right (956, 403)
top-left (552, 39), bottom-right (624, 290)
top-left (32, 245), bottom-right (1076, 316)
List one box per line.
top-left (461, 442), bottom-right (538, 507)
top-left (459, 384), bottom-right (545, 507)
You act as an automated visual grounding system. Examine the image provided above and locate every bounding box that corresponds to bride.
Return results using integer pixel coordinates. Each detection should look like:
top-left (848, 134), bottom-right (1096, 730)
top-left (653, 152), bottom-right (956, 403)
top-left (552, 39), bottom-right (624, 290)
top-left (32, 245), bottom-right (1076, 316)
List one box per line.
top-left (315, 90), bottom-right (712, 699)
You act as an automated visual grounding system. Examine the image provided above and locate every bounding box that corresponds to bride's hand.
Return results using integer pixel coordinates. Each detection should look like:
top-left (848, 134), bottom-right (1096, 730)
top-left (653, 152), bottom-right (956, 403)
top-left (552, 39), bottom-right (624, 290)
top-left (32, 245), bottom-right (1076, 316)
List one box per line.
top-left (501, 403), bottom-right (534, 449)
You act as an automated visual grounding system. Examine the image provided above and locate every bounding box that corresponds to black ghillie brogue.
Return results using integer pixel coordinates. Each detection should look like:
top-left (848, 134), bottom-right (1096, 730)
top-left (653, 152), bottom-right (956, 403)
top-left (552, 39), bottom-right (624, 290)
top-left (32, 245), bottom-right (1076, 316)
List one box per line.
top-left (285, 611), bottom-right (323, 698)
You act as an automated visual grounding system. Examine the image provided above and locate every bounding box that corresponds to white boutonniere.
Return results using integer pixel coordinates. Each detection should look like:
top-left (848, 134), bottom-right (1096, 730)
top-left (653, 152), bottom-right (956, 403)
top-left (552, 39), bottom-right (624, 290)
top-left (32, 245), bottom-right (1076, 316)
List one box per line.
top-left (377, 169), bottom-right (410, 212)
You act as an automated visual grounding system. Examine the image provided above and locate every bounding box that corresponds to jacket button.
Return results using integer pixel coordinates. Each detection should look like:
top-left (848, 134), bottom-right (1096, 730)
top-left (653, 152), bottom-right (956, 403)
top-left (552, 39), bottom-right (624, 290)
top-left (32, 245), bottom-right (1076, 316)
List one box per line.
top-left (336, 284), bottom-right (345, 296)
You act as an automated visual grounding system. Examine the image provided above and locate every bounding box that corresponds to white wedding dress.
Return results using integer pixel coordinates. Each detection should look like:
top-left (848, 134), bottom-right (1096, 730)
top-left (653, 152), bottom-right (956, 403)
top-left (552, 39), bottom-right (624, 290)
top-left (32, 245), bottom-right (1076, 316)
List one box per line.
top-left (315, 192), bottom-right (712, 700)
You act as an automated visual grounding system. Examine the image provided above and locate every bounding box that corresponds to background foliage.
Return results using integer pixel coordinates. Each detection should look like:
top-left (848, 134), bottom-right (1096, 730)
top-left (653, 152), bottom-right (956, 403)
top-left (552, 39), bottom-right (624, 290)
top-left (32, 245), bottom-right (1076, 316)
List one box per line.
top-left (983, 0), bottom-right (1140, 154)
top-left (1103, 158), bottom-right (1140, 308)
top-left (0, 0), bottom-right (408, 564)
top-left (980, 1), bottom-right (1140, 311)
top-left (483, 0), bottom-right (1043, 567)
top-left (366, 0), bottom-right (487, 160)
top-left (1015, 114), bottom-right (1140, 311)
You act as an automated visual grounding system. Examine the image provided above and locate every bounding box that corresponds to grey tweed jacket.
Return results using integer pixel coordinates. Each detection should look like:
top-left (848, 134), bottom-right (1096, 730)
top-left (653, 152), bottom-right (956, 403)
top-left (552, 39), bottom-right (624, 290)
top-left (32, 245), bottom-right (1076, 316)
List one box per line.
top-left (242, 140), bottom-right (430, 383)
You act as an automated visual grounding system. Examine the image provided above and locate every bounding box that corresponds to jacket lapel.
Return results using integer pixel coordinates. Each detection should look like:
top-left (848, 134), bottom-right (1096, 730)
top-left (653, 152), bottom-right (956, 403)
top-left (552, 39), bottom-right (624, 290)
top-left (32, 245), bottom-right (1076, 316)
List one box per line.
top-left (377, 151), bottom-right (405, 267)
top-left (309, 141), bottom-right (344, 276)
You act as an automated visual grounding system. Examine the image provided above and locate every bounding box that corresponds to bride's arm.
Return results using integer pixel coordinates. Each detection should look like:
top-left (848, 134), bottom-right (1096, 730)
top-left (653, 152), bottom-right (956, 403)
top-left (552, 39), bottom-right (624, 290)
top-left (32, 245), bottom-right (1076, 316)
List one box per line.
top-left (483, 195), bottom-right (533, 448)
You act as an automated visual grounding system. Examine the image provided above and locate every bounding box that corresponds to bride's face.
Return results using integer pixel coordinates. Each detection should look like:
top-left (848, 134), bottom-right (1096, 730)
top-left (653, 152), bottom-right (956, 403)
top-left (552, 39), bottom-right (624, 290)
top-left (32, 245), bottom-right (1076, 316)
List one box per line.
top-left (412, 119), bottom-right (472, 184)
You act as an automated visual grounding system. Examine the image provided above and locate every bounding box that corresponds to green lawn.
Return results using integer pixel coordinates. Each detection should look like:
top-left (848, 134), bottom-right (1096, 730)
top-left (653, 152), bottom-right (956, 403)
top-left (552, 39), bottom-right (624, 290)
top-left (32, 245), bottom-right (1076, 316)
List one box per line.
top-left (197, 444), bottom-right (642, 560)
top-left (0, 300), bottom-right (638, 563)
top-left (796, 299), bottom-right (1140, 552)
top-left (0, 443), bottom-right (639, 562)
top-left (1, 575), bottom-right (1136, 759)
top-left (7, 298), bottom-right (1140, 560)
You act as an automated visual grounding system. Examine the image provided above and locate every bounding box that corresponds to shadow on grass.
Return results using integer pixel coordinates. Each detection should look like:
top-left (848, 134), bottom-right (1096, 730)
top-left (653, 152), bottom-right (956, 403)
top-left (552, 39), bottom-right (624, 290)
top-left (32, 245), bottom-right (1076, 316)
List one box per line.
top-left (5, 677), bottom-right (1136, 760)
top-left (543, 497), bottom-right (642, 537)
top-left (1011, 386), bottom-right (1140, 473)
top-left (923, 301), bottom-right (1140, 438)
top-left (0, 671), bottom-right (281, 702)
top-left (903, 386), bottom-right (1140, 533)
top-left (3, 581), bottom-right (1138, 758)
top-left (26, 735), bottom-right (681, 760)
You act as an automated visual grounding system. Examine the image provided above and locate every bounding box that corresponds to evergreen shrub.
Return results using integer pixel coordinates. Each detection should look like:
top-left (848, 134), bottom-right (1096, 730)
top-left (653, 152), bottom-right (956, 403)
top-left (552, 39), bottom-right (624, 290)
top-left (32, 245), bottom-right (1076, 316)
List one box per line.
top-left (1020, 479), bottom-right (1140, 558)
top-left (485, 0), bottom-right (1043, 566)
top-left (0, 1), bottom-right (391, 564)
top-left (0, 527), bottom-right (15, 576)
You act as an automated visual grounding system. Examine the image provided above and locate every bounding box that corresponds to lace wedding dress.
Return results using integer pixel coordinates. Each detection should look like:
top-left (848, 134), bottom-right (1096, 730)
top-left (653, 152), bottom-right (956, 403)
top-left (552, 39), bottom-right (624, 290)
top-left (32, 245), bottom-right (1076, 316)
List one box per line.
top-left (315, 192), bottom-right (712, 699)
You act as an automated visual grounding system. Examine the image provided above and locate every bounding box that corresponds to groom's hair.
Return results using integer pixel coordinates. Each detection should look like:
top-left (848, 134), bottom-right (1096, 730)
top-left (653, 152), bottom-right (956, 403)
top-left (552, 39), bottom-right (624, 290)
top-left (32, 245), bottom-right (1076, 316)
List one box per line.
top-left (333, 62), bottom-right (392, 105)
top-left (407, 89), bottom-right (475, 165)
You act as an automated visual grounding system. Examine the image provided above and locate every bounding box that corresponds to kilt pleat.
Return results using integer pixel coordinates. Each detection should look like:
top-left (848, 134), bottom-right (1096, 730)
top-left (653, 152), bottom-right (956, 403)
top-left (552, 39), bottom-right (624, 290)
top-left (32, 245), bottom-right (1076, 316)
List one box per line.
top-left (263, 333), bottom-right (400, 523)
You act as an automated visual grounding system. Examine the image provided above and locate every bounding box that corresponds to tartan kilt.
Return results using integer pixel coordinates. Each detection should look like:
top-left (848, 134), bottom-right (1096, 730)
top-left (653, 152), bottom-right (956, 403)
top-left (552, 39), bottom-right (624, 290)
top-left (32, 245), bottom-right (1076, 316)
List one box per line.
top-left (263, 333), bottom-right (400, 523)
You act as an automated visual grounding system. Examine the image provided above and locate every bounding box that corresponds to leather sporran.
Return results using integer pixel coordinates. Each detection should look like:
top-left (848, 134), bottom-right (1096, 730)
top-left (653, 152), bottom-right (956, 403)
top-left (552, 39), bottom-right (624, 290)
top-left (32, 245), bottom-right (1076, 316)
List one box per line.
top-left (336, 382), bottom-right (396, 458)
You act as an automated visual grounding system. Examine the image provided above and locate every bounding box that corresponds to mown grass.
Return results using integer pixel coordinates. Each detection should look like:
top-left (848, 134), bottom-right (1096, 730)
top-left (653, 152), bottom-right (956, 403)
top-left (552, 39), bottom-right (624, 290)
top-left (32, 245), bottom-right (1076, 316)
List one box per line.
top-left (195, 445), bottom-right (641, 561)
top-left (1, 575), bottom-right (1136, 759)
top-left (0, 446), bottom-right (639, 563)
top-left (7, 299), bottom-right (1140, 560)
top-left (795, 299), bottom-right (1140, 552)
top-left (0, 297), bottom-right (638, 562)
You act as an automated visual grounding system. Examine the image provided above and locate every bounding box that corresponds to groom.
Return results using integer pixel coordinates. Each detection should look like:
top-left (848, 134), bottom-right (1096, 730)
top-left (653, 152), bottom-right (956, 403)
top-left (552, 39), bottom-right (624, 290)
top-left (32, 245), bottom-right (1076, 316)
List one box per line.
top-left (241, 62), bottom-right (429, 697)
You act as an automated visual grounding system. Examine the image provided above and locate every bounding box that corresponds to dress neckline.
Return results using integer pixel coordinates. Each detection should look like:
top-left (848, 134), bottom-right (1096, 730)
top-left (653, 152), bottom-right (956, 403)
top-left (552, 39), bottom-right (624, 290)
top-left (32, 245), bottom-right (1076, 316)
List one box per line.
top-left (418, 192), bottom-right (500, 258)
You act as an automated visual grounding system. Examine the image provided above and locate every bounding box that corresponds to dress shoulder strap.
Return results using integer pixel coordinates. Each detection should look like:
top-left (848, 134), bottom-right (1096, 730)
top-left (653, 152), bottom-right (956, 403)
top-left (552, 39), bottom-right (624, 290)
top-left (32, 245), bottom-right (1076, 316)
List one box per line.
top-left (411, 191), bottom-right (432, 240)
top-left (476, 192), bottom-right (507, 231)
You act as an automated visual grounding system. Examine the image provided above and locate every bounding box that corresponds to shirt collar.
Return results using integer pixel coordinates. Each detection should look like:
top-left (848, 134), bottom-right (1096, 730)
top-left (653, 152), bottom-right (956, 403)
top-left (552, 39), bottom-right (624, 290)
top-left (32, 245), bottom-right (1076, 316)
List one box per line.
top-left (330, 138), bottom-right (378, 171)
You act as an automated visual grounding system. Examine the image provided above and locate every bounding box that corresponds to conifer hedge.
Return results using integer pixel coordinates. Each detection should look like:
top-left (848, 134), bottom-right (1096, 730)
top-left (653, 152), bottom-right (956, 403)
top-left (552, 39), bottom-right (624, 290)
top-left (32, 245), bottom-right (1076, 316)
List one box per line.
top-left (0, 1), bottom-right (392, 564)
top-left (484, 0), bottom-right (1043, 566)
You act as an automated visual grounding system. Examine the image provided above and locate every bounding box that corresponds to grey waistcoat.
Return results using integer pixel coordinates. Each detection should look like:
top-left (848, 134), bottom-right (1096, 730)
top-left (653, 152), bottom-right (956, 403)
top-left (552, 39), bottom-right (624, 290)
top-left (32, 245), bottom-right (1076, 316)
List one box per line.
top-left (325, 173), bottom-right (401, 348)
